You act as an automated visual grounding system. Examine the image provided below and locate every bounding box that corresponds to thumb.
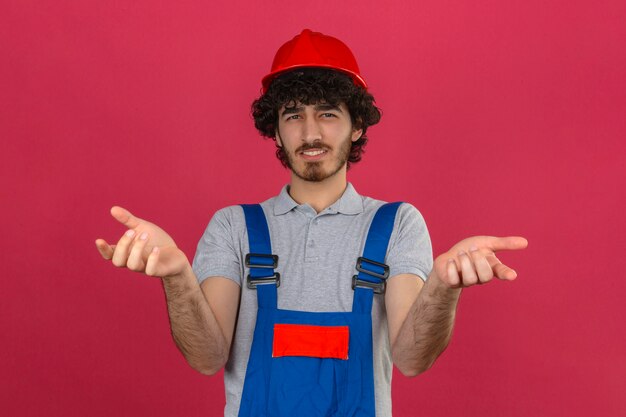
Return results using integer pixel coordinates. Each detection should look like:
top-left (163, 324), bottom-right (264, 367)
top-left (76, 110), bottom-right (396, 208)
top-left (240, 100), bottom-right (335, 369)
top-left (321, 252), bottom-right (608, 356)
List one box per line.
top-left (110, 206), bottom-right (143, 229)
top-left (487, 236), bottom-right (529, 252)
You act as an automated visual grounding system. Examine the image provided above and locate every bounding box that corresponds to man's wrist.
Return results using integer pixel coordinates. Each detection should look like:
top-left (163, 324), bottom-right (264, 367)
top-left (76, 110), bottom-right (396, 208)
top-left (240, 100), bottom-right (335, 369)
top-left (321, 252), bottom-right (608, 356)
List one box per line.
top-left (426, 270), bottom-right (462, 302)
top-left (161, 262), bottom-right (195, 287)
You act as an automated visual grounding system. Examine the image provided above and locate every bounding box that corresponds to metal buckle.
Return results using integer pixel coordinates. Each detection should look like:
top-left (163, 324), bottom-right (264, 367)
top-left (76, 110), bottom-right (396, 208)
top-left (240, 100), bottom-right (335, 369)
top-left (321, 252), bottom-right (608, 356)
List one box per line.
top-left (355, 256), bottom-right (389, 280)
top-left (352, 275), bottom-right (386, 294)
top-left (352, 256), bottom-right (389, 294)
top-left (245, 253), bottom-right (279, 289)
top-left (245, 253), bottom-right (278, 269)
top-left (246, 272), bottom-right (281, 289)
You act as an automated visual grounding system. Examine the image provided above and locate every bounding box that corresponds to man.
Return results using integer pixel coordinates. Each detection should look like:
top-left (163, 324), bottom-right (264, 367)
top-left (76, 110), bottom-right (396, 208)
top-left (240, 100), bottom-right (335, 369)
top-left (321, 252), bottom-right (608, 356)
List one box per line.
top-left (95, 29), bottom-right (527, 417)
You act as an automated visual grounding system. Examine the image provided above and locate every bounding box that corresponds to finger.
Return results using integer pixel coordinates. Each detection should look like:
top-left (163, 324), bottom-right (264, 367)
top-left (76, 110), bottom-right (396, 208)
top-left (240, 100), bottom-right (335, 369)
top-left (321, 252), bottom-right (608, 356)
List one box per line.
top-left (110, 206), bottom-right (142, 229)
top-left (127, 231), bottom-right (150, 271)
top-left (469, 246), bottom-right (494, 284)
top-left (95, 239), bottom-right (114, 260)
top-left (145, 246), bottom-right (160, 277)
top-left (458, 251), bottom-right (478, 286)
top-left (486, 253), bottom-right (518, 280)
top-left (446, 259), bottom-right (460, 288)
top-left (483, 236), bottom-right (528, 252)
top-left (111, 229), bottom-right (136, 267)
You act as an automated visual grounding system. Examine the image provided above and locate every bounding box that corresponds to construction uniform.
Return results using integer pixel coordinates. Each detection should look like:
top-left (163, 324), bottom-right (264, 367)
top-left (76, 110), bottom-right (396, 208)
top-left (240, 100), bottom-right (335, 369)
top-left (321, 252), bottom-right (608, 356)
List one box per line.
top-left (192, 183), bottom-right (433, 416)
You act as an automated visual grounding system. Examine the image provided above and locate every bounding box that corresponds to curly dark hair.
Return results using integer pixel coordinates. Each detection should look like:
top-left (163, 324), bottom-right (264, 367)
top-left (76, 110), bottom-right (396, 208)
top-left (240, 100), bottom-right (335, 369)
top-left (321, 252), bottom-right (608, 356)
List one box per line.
top-left (251, 68), bottom-right (382, 169)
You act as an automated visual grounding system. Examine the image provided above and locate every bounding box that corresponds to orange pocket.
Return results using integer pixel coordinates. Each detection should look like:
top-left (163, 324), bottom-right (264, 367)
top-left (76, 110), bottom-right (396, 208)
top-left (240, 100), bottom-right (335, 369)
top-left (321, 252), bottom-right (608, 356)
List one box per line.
top-left (272, 324), bottom-right (349, 360)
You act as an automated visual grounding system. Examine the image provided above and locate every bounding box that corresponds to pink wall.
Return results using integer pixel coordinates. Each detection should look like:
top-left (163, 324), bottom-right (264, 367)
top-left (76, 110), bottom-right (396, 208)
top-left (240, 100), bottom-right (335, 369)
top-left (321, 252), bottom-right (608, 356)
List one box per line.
top-left (2, 1), bottom-right (624, 416)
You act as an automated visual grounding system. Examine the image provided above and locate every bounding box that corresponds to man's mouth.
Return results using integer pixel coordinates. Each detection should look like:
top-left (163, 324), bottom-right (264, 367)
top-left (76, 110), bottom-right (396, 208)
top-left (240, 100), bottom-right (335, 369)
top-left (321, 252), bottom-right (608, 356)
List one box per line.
top-left (299, 148), bottom-right (328, 161)
top-left (301, 149), bottom-right (326, 156)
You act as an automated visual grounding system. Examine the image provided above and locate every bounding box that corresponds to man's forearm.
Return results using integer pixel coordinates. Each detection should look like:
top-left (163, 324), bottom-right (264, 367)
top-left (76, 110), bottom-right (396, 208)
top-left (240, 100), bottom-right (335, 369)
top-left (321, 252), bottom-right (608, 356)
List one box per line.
top-left (161, 263), bottom-right (228, 375)
top-left (392, 273), bottom-right (462, 376)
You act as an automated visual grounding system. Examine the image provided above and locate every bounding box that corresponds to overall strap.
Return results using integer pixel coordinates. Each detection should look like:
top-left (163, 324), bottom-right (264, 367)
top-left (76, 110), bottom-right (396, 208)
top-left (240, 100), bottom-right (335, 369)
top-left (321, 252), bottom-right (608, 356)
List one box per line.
top-left (241, 204), bottom-right (278, 309)
top-left (352, 202), bottom-right (403, 314)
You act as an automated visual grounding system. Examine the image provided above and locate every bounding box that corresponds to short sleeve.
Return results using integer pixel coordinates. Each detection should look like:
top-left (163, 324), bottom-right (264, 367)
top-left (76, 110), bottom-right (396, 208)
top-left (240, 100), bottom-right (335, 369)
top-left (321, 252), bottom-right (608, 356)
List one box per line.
top-left (192, 206), bottom-right (244, 286)
top-left (385, 203), bottom-right (433, 282)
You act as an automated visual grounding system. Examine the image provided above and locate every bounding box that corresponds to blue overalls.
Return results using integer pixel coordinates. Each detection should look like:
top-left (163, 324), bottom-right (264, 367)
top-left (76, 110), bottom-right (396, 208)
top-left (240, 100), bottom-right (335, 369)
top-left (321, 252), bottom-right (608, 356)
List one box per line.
top-left (238, 202), bottom-right (402, 417)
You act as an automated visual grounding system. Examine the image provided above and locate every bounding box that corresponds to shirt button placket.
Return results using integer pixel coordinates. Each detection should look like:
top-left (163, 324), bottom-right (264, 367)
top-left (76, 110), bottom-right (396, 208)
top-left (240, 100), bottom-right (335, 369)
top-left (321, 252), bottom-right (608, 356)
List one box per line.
top-left (306, 217), bottom-right (319, 262)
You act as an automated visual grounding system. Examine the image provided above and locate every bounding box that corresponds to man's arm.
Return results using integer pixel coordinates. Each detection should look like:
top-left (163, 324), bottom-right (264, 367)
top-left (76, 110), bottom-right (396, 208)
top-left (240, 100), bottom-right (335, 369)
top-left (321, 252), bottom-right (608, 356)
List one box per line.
top-left (96, 206), bottom-right (240, 376)
top-left (161, 266), bottom-right (240, 376)
top-left (387, 236), bottom-right (528, 377)
top-left (386, 273), bottom-right (460, 377)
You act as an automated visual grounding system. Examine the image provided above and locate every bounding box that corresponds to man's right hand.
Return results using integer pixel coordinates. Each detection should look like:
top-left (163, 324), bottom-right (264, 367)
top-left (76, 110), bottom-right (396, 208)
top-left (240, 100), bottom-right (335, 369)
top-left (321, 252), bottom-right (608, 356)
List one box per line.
top-left (95, 206), bottom-right (189, 278)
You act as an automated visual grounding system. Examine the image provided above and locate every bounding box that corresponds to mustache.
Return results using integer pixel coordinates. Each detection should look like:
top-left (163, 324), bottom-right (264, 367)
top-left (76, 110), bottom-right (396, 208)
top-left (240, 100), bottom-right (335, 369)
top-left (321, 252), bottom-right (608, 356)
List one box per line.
top-left (297, 141), bottom-right (330, 153)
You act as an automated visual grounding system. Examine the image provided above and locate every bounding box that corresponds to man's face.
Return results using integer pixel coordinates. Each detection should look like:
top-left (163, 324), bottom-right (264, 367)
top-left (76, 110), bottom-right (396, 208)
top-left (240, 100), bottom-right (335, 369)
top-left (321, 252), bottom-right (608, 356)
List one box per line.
top-left (275, 102), bottom-right (362, 182)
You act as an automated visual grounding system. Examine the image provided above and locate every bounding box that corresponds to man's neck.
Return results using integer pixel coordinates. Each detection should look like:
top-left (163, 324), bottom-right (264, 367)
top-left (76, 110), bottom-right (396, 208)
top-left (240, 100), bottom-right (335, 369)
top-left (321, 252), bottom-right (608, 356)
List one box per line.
top-left (288, 170), bottom-right (348, 214)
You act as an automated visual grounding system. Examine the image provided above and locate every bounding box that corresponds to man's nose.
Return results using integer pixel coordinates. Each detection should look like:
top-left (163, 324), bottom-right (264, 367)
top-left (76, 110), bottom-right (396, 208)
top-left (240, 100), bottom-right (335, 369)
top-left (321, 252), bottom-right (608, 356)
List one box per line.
top-left (302, 117), bottom-right (322, 142)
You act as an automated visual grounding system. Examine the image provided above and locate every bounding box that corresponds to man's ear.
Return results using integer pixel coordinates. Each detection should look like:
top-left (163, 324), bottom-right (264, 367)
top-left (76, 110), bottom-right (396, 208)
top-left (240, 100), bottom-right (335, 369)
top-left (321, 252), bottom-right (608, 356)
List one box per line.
top-left (275, 130), bottom-right (283, 147)
top-left (352, 117), bottom-right (363, 142)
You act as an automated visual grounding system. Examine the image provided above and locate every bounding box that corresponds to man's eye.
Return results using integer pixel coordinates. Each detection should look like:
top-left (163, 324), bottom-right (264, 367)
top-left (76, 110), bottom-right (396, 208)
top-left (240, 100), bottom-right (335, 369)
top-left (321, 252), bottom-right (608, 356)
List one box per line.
top-left (287, 115), bottom-right (300, 120)
top-left (321, 113), bottom-right (336, 118)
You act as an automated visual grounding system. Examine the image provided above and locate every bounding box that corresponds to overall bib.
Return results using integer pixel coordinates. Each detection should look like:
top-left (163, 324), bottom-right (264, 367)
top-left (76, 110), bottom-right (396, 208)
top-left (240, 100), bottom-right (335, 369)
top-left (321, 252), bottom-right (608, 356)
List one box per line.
top-left (237, 202), bottom-right (402, 417)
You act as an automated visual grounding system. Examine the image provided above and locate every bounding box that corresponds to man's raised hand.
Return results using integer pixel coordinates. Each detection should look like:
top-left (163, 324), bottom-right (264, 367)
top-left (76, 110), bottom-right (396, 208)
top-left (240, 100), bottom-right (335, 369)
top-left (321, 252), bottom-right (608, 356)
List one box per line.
top-left (95, 206), bottom-right (189, 278)
top-left (432, 236), bottom-right (528, 289)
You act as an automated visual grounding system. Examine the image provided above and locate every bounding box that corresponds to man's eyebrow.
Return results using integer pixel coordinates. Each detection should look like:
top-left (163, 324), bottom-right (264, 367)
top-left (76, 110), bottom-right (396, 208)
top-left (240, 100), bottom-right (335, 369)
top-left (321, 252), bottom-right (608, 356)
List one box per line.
top-left (281, 106), bottom-right (303, 117)
top-left (280, 103), bottom-right (343, 117)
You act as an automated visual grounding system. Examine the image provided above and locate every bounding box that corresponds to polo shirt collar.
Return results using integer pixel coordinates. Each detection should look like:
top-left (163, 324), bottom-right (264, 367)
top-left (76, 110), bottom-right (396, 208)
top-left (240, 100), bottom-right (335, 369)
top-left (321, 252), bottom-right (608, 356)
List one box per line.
top-left (273, 182), bottom-right (364, 216)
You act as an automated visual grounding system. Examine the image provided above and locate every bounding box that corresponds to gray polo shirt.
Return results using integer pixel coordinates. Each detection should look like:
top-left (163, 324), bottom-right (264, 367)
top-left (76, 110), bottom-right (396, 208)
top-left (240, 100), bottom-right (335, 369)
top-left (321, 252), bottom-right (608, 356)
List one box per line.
top-left (192, 183), bottom-right (433, 417)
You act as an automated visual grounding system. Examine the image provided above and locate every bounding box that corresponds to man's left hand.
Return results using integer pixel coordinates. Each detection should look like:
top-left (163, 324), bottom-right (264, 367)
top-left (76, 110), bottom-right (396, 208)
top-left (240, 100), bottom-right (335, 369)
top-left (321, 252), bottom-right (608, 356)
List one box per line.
top-left (432, 236), bottom-right (528, 289)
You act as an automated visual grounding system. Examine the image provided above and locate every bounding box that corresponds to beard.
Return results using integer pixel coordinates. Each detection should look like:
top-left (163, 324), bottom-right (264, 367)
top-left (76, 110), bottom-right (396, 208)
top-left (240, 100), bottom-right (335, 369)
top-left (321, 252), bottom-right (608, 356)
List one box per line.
top-left (283, 135), bottom-right (352, 182)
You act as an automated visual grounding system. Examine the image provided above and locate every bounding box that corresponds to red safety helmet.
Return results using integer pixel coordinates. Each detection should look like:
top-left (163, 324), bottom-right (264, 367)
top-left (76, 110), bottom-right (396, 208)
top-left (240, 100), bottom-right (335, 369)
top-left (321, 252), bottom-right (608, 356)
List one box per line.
top-left (261, 29), bottom-right (367, 93)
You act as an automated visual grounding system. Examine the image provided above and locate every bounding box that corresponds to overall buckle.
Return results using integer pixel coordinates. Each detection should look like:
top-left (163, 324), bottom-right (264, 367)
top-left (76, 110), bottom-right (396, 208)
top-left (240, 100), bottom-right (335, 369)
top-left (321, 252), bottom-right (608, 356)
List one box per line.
top-left (245, 253), bottom-right (278, 269)
top-left (246, 272), bottom-right (280, 289)
top-left (352, 256), bottom-right (389, 294)
top-left (245, 253), bottom-right (280, 289)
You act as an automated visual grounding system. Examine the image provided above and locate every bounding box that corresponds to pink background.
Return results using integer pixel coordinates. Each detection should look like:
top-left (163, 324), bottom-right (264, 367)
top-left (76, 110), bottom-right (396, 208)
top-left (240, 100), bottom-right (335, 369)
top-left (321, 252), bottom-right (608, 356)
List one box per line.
top-left (2, 1), bottom-right (624, 416)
